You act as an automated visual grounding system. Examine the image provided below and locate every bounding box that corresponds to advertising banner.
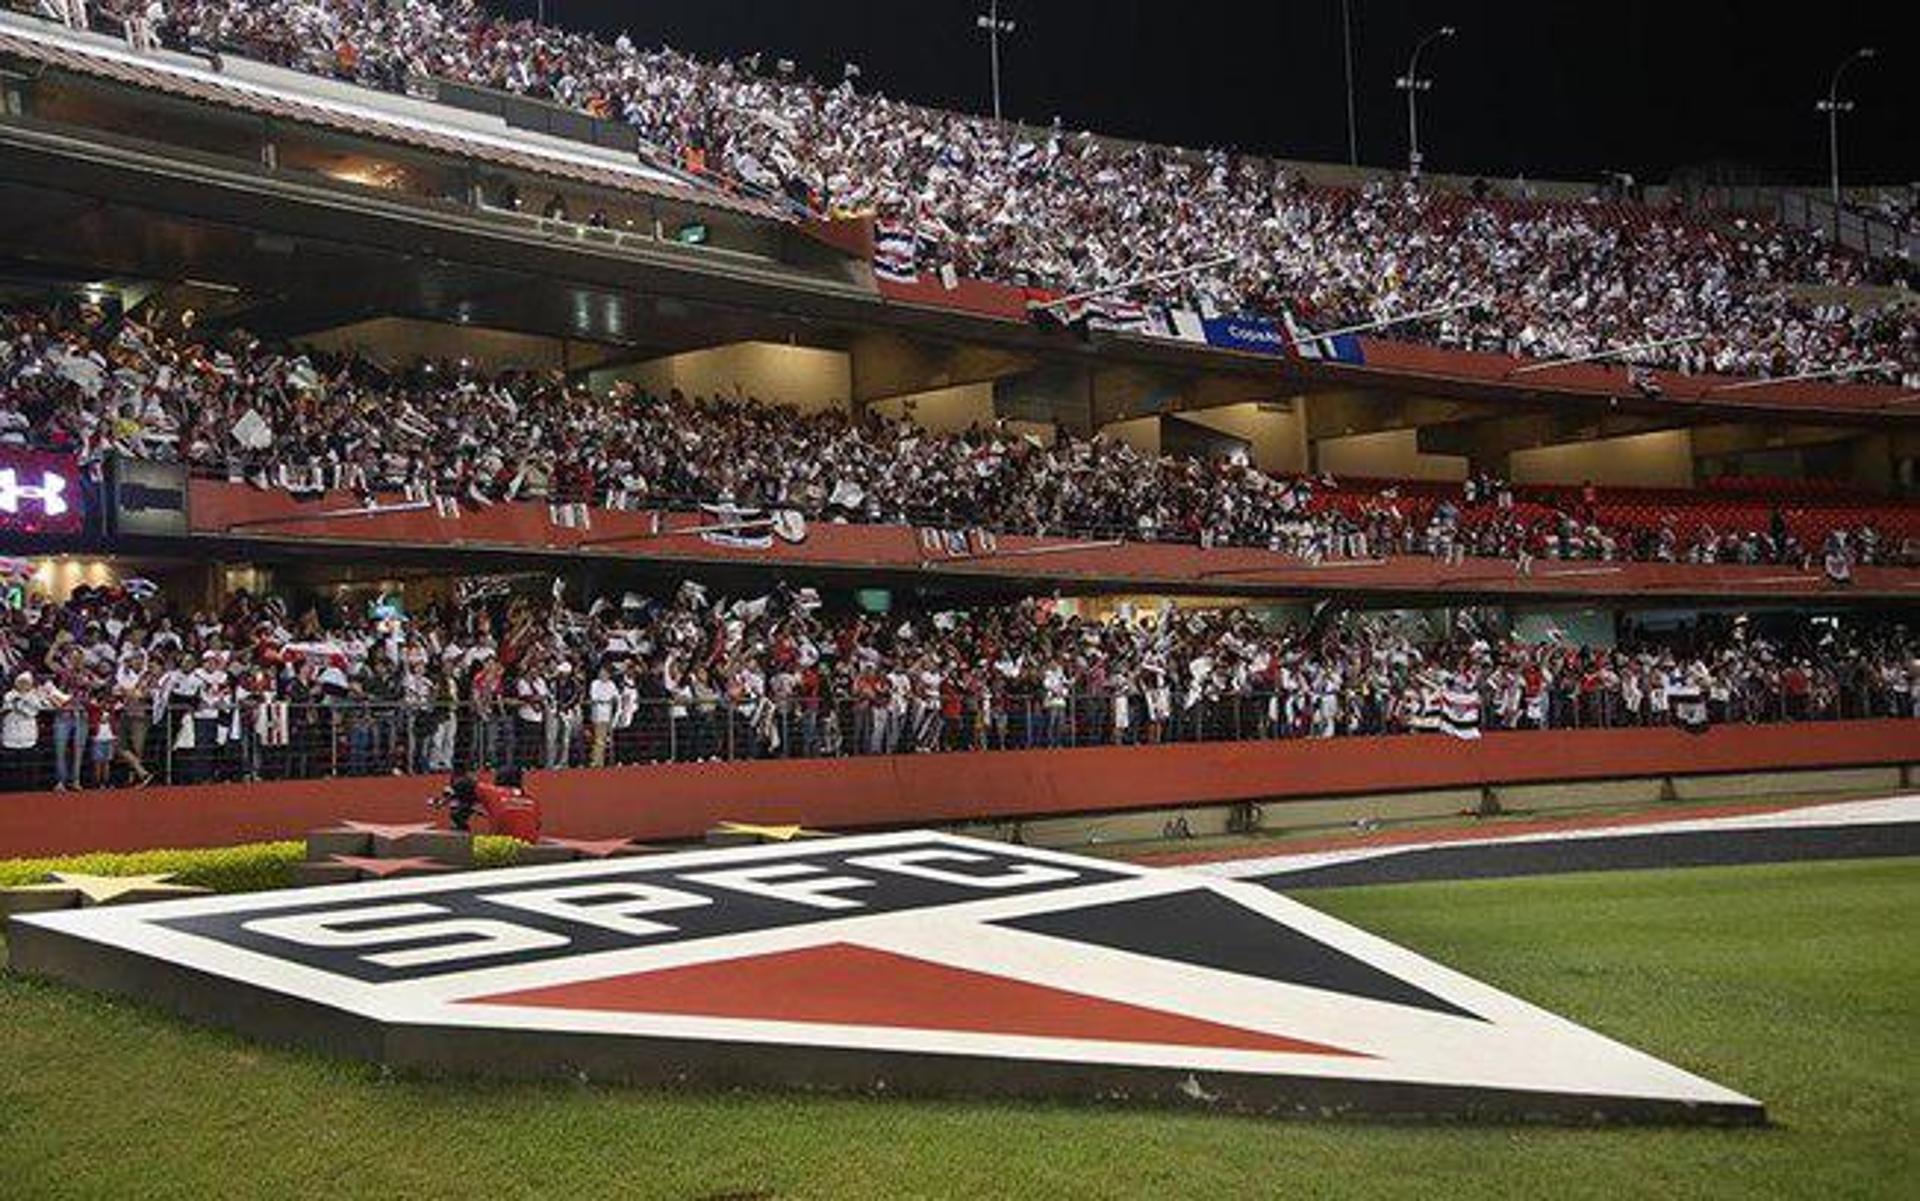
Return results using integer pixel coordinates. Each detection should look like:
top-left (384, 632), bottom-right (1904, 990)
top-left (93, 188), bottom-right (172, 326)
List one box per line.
top-left (0, 448), bottom-right (84, 536)
top-left (1201, 314), bottom-right (1290, 357)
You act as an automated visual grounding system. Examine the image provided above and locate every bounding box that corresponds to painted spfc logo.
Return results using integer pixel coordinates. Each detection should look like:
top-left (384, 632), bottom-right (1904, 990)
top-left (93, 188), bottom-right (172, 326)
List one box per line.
top-left (8, 832), bottom-right (1760, 1123)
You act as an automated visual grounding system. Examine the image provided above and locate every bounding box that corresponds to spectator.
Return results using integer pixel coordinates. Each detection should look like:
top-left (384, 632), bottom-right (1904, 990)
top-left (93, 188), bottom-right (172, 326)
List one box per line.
top-left (3, 670), bottom-right (65, 790)
top-left (588, 663), bottom-right (618, 767)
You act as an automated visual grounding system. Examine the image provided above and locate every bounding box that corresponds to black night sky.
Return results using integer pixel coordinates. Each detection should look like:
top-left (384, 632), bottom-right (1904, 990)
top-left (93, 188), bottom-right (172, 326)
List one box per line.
top-left (493, 1), bottom-right (1914, 188)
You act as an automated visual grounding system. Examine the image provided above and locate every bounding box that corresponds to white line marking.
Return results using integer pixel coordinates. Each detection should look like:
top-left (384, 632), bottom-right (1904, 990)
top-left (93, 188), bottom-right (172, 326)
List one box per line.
top-left (1189, 794), bottom-right (1920, 880)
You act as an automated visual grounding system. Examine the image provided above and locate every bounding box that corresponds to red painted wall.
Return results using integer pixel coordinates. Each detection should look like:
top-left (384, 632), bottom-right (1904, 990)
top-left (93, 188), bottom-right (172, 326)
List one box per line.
top-left (1352, 339), bottom-right (1909, 416)
top-left (190, 482), bottom-right (1912, 599)
top-left (0, 720), bottom-right (1910, 857)
top-left (876, 273), bottom-right (1034, 322)
top-left (797, 214), bottom-right (875, 262)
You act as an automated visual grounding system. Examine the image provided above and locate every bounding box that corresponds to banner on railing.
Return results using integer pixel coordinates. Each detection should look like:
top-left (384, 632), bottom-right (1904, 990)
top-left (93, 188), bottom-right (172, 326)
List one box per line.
top-left (1197, 312), bottom-right (1366, 365)
top-left (1201, 314), bottom-right (1289, 356)
top-left (1010, 284), bottom-right (1366, 365)
top-left (107, 458), bottom-right (188, 536)
top-left (697, 504), bottom-right (808, 550)
top-left (919, 527), bottom-right (998, 558)
top-left (1142, 306), bottom-right (1208, 344)
top-left (873, 223), bottom-right (920, 284)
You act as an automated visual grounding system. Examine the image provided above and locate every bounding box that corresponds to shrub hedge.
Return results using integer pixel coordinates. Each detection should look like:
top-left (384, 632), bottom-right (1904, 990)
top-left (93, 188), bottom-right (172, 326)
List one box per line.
top-left (0, 836), bottom-right (527, 894)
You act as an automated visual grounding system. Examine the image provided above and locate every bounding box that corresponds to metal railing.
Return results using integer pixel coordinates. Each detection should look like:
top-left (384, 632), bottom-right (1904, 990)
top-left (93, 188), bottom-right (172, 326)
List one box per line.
top-left (0, 688), bottom-right (1909, 794)
top-left (1672, 183), bottom-right (1919, 271)
top-left (1778, 190), bottom-right (1920, 268)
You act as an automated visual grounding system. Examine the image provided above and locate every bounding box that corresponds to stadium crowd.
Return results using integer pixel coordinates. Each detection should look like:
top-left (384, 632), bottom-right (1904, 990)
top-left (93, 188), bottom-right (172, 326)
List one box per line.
top-left (57, 0), bottom-right (1907, 382)
top-left (4, 301), bottom-right (1909, 567)
top-left (2, 574), bottom-right (1915, 793)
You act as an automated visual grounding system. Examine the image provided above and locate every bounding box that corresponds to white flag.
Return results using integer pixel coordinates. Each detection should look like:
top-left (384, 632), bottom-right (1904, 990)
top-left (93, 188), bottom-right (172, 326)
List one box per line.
top-left (231, 408), bottom-right (274, 450)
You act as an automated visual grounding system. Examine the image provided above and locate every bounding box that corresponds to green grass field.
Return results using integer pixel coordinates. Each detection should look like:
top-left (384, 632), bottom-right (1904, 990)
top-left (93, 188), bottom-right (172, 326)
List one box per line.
top-left (2, 857), bottom-right (1914, 1200)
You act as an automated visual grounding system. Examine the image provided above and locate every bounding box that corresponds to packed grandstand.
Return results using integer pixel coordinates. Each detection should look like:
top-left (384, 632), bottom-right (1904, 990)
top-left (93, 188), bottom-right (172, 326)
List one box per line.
top-left (4, 301), bottom-right (1913, 565)
top-left (101, 0), bottom-right (1920, 383)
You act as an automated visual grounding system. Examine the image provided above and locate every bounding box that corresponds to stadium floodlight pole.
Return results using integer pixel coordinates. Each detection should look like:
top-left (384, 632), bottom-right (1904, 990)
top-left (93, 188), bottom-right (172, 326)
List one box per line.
top-left (1396, 24), bottom-right (1455, 179)
top-left (1817, 46), bottom-right (1877, 217)
top-left (976, 1), bottom-right (1017, 123)
top-left (1705, 360), bottom-right (1901, 392)
top-left (1031, 253), bottom-right (1239, 313)
top-left (1291, 294), bottom-right (1489, 349)
top-left (1342, 0), bottom-right (1359, 166)
top-left (1507, 334), bottom-right (1706, 376)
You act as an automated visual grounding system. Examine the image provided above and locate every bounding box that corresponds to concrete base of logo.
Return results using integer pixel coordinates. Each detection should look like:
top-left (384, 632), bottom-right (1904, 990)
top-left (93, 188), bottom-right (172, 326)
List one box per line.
top-left (0, 887), bottom-right (82, 917)
top-left (375, 830), bottom-right (474, 866)
top-left (289, 861), bottom-right (366, 887)
top-left (305, 830), bottom-right (374, 860)
top-left (298, 823), bottom-right (478, 884)
top-left (702, 827), bottom-right (767, 848)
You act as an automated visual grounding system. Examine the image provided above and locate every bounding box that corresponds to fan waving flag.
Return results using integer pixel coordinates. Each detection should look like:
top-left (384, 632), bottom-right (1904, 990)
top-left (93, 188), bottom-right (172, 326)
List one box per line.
top-left (1669, 682), bottom-right (1711, 734)
top-left (1435, 684), bottom-right (1483, 740)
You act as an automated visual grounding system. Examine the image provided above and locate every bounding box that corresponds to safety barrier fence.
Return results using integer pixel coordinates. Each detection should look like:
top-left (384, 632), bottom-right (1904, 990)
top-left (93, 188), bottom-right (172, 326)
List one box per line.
top-left (4, 688), bottom-right (1910, 796)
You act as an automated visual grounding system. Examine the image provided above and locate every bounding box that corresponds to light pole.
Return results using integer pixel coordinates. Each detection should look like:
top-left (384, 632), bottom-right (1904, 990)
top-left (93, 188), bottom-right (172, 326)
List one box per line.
top-left (1342, 0), bottom-right (1358, 165)
top-left (1395, 24), bottom-right (1455, 179)
top-left (1817, 46), bottom-right (1877, 210)
top-left (976, 1), bottom-right (1016, 122)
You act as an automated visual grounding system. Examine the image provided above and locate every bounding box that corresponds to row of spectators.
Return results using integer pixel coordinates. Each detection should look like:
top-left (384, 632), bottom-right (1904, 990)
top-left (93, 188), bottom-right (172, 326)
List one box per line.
top-left (82, 0), bottom-right (1917, 382)
top-left (5, 301), bottom-right (1909, 566)
top-left (2, 576), bottom-right (1914, 792)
